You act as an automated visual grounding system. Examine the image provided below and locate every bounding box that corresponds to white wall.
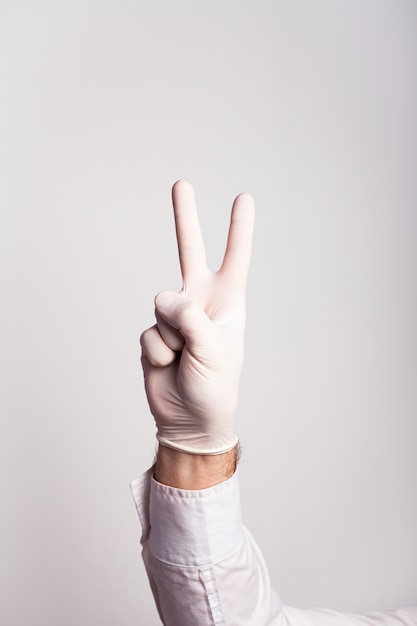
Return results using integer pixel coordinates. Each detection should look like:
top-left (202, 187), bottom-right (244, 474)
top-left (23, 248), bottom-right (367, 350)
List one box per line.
top-left (1, 1), bottom-right (416, 624)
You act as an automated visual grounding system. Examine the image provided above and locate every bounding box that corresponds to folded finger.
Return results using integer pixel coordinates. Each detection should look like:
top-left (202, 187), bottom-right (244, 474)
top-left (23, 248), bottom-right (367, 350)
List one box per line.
top-left (140, 324), bottom-right (177, 367)
top-left (155, 309), bottom-right (185, 352)
top-left (155, 290), bottom-right (215, 356)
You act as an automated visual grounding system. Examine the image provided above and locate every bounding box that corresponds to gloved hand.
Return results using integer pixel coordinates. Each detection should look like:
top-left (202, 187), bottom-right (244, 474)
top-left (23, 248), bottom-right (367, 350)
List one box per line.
top-left (140, 180), bottom-right (255, 454)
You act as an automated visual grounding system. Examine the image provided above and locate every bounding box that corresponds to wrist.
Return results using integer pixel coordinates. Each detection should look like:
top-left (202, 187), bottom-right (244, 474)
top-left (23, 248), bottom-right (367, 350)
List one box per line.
top-left (154, 443), bottom-right (238, 490)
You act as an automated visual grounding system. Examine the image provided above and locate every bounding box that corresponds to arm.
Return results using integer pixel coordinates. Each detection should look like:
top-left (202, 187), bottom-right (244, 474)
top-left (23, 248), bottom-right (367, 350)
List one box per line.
top-left (132, 180), bottom-right (283, 624)
top-left (132, 181), bottom-right (417, 626)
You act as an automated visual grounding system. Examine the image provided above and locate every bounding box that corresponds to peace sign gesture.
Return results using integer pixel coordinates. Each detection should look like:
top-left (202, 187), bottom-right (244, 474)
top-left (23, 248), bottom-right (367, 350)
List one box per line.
top-left (140, 180), bottom-right (255, 455)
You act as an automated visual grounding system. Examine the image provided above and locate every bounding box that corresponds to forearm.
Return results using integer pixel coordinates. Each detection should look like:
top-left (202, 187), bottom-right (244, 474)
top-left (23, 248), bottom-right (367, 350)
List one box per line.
top-left (131, 465), bottom-right (282, 626)
top-left (154, 443), bottom-right (238, 490)
top-left (132, 468), bottom-right (417, 626)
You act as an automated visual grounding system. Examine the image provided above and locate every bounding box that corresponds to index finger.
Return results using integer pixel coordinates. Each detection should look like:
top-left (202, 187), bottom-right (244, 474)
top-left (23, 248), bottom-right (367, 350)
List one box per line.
top-left (172, 180), bottom-right (207, 286)
top-left (220, 192), bottom-right (255, 288)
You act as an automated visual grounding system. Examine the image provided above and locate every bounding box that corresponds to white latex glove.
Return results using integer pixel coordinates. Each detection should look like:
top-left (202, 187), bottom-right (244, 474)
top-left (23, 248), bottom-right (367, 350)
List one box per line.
top-left (140, 180), bottom-right (255, 454)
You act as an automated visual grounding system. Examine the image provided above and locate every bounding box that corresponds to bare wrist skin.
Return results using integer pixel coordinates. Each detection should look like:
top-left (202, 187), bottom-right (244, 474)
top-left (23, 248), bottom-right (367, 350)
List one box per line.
top-left (154, 444), bottom-right (238, 490)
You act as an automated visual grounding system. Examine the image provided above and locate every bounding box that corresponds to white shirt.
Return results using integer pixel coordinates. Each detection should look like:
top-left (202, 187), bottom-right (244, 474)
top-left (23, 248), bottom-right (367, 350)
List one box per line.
top-left (131, 469), bottom-right (417, 626)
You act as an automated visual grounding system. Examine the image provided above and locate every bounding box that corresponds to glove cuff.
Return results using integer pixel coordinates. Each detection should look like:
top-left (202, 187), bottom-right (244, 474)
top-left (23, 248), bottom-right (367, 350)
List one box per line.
top-left (156, 433), bottom-right (239, 456)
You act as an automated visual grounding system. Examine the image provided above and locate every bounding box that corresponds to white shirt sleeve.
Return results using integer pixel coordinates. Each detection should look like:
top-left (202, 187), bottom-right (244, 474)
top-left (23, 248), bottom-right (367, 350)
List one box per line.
top-left (130, 469), bottom-right (417, 626)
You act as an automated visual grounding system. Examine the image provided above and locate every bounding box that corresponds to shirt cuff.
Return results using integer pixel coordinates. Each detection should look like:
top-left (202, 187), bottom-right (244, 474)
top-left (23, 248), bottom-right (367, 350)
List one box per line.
top-left (131, 469), bottom-right (244, 568)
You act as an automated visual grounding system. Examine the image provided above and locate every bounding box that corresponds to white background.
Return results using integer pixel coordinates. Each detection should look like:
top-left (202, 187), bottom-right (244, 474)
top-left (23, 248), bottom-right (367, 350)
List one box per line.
top-left (1, 1), bottom-right (417, 624)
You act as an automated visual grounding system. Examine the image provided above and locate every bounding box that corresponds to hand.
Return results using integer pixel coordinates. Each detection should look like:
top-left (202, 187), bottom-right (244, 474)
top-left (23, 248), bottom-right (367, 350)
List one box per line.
top-left (140, 180), bottom-right (255, 454)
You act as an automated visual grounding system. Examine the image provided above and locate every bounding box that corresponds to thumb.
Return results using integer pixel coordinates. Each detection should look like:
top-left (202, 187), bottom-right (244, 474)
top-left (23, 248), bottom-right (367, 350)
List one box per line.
top-left (155, 291), bottom-right (215, 354)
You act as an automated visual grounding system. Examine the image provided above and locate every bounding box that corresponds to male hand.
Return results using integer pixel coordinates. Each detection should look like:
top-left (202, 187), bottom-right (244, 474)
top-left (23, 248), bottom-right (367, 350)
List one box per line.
top-left (140, 180), bottom-right (255, 454)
